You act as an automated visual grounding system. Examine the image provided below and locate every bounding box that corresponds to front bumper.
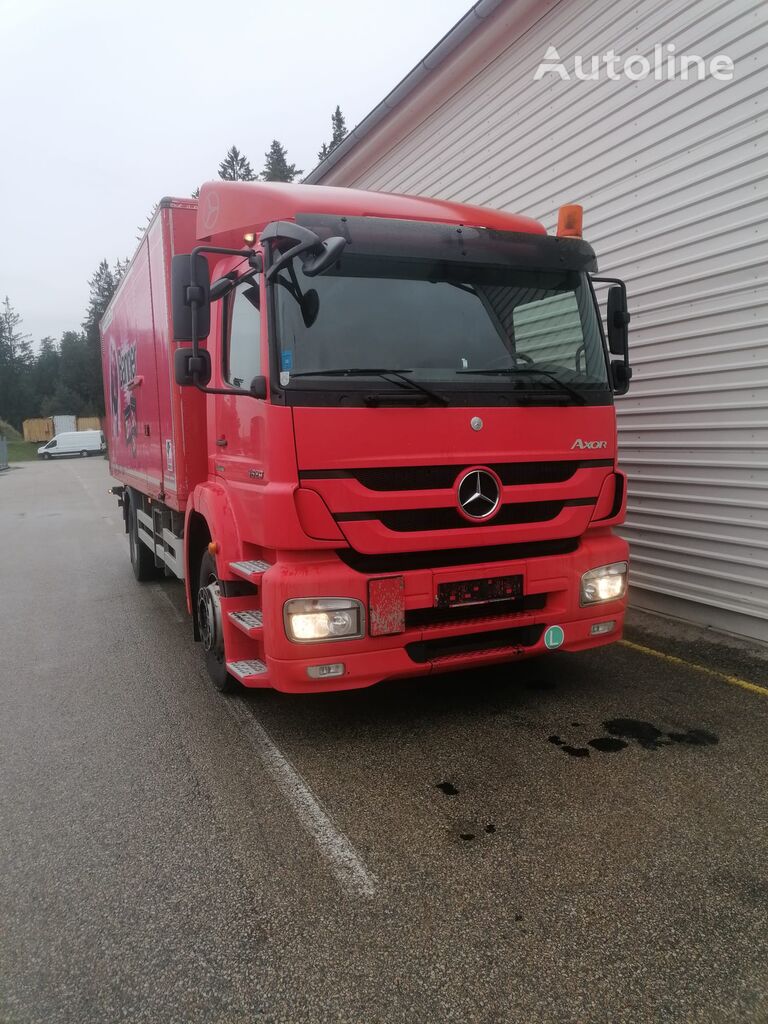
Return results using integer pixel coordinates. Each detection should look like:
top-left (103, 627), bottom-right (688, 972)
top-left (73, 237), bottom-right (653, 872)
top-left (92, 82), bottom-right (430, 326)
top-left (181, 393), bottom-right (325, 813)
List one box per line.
top-left (249, 530), bottom-right (628, 693)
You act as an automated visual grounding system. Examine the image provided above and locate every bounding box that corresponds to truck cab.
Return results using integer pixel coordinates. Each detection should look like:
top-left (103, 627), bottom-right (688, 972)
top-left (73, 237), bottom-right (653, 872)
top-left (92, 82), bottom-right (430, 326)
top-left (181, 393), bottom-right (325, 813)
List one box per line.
top-left (102, 181), bottom-right (631, 694)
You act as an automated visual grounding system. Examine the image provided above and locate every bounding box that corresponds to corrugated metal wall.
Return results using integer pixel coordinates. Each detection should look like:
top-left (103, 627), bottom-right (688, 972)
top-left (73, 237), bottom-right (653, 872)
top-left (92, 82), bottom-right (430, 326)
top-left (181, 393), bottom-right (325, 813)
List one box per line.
top-left (318, 0), bottom-right (768, 641)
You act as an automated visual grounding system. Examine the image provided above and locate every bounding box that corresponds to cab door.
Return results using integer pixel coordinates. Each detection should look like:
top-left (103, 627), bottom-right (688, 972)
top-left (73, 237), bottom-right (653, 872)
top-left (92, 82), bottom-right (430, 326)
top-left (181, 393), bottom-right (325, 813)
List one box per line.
top-left (211, 259), bottom-right (270, 535)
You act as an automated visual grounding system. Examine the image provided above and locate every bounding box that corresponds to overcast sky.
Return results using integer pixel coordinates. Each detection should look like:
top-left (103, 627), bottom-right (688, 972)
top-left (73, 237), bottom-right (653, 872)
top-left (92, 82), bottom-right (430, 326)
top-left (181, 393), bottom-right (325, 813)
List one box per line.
top-left (0, 0), bottom-right (470, 345)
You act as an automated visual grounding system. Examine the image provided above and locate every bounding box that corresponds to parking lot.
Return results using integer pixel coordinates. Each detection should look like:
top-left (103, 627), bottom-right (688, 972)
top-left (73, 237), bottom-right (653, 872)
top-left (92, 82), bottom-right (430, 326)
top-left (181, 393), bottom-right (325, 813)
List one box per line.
top-left (1, 457), bottom-right (767, 1024)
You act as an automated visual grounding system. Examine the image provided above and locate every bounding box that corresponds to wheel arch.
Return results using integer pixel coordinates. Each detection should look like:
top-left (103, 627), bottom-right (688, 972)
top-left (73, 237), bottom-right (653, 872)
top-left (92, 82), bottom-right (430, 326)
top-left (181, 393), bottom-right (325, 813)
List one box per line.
top-left (184, 482), bottom-right (243, 635)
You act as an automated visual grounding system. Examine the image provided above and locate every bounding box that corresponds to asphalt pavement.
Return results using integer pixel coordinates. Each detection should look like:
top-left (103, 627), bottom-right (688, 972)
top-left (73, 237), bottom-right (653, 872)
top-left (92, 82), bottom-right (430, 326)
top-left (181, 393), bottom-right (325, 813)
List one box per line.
top-left (1, 458), bottom-right (767, 1024)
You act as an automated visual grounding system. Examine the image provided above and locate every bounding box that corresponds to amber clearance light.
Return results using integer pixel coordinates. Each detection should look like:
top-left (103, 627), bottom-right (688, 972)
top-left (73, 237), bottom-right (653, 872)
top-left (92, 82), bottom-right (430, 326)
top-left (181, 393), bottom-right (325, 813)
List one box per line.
top-left (557, 203), bottom-right (583, 238)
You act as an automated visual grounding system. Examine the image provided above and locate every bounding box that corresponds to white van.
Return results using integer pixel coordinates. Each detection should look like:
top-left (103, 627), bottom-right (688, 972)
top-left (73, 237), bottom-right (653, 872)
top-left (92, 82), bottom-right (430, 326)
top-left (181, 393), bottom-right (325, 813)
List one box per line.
top-left (38, 430), bottom-right (106, 459)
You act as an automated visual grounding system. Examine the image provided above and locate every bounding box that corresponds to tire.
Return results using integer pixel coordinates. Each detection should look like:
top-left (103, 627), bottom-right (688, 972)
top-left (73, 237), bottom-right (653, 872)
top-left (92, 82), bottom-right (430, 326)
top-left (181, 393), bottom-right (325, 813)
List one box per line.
top-left (79, 450), bottom-right (88, 457)
top-left (197, 550), bottom-right (237, 693)
top-left (43, 453), bottom-right (51, 460)
top-left (128, 498), bottom-right (160, 582)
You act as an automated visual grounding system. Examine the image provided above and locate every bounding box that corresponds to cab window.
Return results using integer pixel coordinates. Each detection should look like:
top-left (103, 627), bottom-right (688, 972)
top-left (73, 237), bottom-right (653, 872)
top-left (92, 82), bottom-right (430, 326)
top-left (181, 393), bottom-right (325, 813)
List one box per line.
top-left (225, 278), bottom-right (261, 388)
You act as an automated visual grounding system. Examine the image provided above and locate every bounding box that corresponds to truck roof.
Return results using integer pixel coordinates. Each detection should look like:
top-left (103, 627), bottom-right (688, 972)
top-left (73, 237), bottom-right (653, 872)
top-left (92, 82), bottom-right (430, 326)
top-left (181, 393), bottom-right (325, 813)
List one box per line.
top-left (161, 180), bottom-right (548, 247)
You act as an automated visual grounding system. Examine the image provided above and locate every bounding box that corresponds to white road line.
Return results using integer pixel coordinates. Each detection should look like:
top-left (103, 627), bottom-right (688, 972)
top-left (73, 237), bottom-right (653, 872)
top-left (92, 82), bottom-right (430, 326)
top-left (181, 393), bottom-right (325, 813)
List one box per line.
top-left (226, 697), bottom-right (378, 899)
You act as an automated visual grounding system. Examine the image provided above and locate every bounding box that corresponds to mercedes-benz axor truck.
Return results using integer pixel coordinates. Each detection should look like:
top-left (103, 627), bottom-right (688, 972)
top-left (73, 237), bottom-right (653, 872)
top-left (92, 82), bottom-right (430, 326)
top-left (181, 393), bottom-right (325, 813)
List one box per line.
top-left (100, 181), bottom-right (632, 693)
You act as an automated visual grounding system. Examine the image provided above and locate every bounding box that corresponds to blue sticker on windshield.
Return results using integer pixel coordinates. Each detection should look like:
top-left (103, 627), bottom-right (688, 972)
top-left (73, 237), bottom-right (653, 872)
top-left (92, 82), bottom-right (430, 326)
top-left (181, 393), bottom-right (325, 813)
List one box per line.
top-left (281, 351), bottom-right (293, 371)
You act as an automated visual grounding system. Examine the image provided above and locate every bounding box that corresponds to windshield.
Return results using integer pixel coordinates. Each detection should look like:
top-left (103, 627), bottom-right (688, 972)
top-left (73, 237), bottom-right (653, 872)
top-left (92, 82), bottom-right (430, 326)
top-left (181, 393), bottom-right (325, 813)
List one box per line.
top-left (273, 253), bottom-right (609, 400)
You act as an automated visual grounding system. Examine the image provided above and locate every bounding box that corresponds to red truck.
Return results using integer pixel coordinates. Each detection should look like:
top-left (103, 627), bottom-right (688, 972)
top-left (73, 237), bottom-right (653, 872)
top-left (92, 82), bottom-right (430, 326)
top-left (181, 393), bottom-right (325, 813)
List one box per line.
top-left (100, 181), bottom-right (631, 694)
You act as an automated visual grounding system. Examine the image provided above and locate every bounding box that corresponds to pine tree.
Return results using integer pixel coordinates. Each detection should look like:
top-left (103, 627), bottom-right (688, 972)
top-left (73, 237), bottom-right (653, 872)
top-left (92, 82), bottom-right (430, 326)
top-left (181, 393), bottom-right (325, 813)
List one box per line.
top-left (261, 140), bottom-right (302, 182)
top-left (331, 105), bottom-right (347, 148)
top-left (32, 337), bottom-right (61, 415)
top-left (317, 105), bottom-right (348, 163)
top-left (218, 145), bottom-right (257, 182)
top-left (81, 261), bottom-right (120, 415)
top-left (114, 257), bottom-right (130, 282)
top-left (136, 203), bottom-right (158, 243)
top-left (0, 297), bottom-right (34, 429)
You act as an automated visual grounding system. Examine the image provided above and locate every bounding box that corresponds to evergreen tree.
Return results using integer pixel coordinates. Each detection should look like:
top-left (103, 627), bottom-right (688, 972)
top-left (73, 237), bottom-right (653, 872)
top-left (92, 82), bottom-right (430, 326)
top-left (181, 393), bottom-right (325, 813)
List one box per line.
top-left (32, 336), bottom-right (60, 415)
top-left (261, 140), bottom-right (302, 182)
top-left (82, 261), bottom-right (120, 414)
top-left (317, 105), bottom-right (348, 163)
top-left (218, 145), bottom-right (257, 182)
top-left (0, 297), bottom-right (34, 429)
top-left (331, 105), bottom-right (348, 148)
top-left (114, 257), bottom-right (130, 282)
top-left (136, 203), bottom-right (158, 243)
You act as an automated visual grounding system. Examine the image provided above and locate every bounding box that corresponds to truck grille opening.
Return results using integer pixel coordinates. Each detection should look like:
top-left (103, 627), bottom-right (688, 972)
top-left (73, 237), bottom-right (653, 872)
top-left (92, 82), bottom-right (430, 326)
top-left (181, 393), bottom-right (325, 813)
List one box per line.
top-left (405, 594), bottom-right (546, 629)
top-left (336, 499), bottom-right (594, 533)
top-left (300, 459), bottom-right (612, 491)
top-left (337, 538), bottom-right (579, 574)
top-left (406, 624), bottom-right (544, 663)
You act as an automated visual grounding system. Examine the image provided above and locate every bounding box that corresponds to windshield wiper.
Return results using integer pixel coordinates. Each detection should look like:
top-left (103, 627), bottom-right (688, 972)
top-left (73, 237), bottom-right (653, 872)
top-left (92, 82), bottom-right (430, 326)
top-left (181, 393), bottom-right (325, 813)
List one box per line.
top-left (288, 368), bottom-right (449, 405)
top-left (456, 367), bottom-right (586, 404)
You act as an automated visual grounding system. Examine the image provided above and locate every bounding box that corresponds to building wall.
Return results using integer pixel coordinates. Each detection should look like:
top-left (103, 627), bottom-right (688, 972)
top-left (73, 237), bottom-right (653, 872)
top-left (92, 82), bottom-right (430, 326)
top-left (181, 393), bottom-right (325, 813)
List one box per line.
top-left (315, 0), bottom-right (768, 642)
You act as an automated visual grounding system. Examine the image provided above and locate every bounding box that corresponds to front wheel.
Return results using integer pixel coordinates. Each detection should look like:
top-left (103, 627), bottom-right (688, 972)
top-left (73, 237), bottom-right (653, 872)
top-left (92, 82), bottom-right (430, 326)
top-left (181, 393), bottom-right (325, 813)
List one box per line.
top-left (79, 450), bottom-right (88, 457)
top-left (197, 550), bottom-right (237, 693)
top-left (42, 453), bottom-right (51, 460)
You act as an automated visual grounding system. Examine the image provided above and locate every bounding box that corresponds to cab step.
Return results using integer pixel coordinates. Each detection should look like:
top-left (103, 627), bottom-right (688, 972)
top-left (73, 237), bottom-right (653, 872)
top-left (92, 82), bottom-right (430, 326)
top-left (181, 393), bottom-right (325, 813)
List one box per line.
top-left (229, 559), bottom-right (271, 582)
top-left (228, 609), bottom-right (263, 636)
top-left (227, 659), bottom-right (268, 682)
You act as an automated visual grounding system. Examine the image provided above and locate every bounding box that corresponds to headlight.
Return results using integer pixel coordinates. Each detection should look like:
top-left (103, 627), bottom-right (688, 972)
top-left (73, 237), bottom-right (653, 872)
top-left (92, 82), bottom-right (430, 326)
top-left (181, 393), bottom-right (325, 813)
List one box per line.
top-left (580, 562), bottom-right (628, 605)
top-left (284, 598), bottom-right (364, 643)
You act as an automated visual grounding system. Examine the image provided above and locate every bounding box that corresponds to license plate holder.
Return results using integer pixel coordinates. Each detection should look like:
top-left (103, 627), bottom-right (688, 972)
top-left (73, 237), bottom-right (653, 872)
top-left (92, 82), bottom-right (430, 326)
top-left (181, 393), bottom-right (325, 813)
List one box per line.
top-left (435, 574), bottom-right (523, 608)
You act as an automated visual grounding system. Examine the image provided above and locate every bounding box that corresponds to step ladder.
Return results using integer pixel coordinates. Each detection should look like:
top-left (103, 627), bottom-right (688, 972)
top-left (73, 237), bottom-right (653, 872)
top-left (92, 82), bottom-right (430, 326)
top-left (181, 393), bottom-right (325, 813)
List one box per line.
top-left (227, 659), bottom-right (268, 683)
top-left (229, 560), bottom-right (271, 583)
top-left (227, 609), bottom-right (263, 638)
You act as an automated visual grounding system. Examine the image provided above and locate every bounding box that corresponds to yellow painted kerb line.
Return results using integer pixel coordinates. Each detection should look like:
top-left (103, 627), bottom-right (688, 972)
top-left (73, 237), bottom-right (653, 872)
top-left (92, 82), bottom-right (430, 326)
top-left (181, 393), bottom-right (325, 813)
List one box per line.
top-left (620, 639), bottom-right (768, 698)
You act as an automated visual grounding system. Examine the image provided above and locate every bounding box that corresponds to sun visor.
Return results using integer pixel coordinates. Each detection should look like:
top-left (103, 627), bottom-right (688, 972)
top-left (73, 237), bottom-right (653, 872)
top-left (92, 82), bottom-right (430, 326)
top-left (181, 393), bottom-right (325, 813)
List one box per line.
top-left (293, 214), bottom-right (598, 273)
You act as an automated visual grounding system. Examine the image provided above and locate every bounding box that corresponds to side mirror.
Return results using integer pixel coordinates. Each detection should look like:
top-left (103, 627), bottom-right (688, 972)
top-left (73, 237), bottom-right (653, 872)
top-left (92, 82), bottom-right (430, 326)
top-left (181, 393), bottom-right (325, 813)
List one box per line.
top-left (174, 346), bottom-right (211, 387)
top-left (171, 254), bottom-right (211, 341)
top-left (607, 285), bottom-right (630, 356)
top-left (301, 236), bottom-right (347, 277)
top-left (249, 375), bottom-right (268, 399)
top-left (611, 359), bottom-right (632, 396)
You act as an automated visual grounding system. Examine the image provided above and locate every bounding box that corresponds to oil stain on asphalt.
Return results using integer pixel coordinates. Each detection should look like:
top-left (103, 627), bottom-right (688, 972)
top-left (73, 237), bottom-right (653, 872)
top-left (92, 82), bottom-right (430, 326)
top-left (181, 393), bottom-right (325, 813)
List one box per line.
top-left (549, 719), bottom-right (719, 757)
top-left (436, 781), bottom-right (459, 796)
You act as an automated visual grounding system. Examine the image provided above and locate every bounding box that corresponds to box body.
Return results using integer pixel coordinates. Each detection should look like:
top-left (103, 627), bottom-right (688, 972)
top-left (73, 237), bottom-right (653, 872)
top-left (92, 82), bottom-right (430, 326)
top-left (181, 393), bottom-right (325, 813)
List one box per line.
top-left (100, 201), bottom-right (206, 509)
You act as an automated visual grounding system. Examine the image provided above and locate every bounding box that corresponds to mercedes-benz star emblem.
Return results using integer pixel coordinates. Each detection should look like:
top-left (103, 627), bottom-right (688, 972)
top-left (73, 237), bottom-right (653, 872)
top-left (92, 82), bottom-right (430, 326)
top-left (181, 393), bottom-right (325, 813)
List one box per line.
top-left (457, 469), bottom-right (501, 521)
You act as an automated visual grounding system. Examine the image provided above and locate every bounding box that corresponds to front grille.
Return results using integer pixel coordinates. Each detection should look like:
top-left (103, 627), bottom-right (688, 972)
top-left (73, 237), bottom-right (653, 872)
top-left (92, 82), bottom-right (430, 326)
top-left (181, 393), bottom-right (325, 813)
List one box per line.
top-left (300, 459), bottom-right (612, 491)
top-left (336, 498), bottom-right (594, 533)
top-left (405, 594), bottom-right (546, 629)
top-left (337, 537), bottom-right (579, 574)
top-left (406, 624), bottom-right (544, 663)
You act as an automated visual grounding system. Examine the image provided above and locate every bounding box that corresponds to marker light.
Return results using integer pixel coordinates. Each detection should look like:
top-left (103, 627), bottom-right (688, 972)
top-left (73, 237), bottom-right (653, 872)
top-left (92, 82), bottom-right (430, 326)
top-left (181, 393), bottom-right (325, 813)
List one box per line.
top-left (243, 232), bottom-right (256, 245)
top-left (580, 562), bottom-right (628, 605)
top-left (306, 663), bottom-right (345, 679)
top-left (284, 598), bottom-right (364, 643)
top-left (590, 620), bottom-right (616, 636)
top-left (557, 204), bottom-right (583, 238)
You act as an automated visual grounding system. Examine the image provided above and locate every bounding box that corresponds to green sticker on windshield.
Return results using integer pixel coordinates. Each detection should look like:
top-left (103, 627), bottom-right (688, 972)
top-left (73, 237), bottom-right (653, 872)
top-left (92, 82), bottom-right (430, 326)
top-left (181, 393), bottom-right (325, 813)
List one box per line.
top-left (544, 625), bottom-right (564, 650)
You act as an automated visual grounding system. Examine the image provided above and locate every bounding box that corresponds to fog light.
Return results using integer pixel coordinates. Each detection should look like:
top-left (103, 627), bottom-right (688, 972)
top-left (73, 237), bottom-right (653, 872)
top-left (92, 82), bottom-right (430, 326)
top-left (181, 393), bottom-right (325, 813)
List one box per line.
top-left (580, 562), bottom-right (628, 605)
top-left (284, 598), bottom-right (364, 643)
top-left (306, 663), bottom-right (345, 679)
top-left (590, 620), bottom-right (616, 636)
